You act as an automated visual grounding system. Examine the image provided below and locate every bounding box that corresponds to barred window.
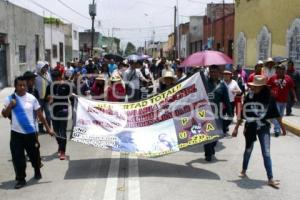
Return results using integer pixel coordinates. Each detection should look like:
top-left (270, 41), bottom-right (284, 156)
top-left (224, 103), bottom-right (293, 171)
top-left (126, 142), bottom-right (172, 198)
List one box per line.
top-left (287, 19), bottom-right (300, 65)
top-left (19, 45), bottom-right (26, 63)
top-left (237, 32), bottom-right (246, 66)
top-left (257, 26), bottom-right (271, 61)
top-left (53, 44), bottom-right (58, 58)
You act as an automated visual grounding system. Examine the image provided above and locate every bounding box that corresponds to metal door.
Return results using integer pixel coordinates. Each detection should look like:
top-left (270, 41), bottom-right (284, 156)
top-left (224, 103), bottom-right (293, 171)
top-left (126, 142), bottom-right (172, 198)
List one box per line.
top-left (0, 44), bottom-right (8, 88)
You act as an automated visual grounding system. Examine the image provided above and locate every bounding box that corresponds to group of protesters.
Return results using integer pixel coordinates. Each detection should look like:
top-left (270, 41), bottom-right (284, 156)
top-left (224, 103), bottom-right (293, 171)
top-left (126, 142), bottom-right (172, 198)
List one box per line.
top-left (2, 53), bottom-right (299, 189)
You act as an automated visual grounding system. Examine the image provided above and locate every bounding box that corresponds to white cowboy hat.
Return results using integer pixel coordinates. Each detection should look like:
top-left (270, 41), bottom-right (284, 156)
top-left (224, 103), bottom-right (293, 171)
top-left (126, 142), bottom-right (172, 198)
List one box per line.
top-left (247, 75), bottom-right (268, 87)
top-left (160, 70), bottom-right (177, 84)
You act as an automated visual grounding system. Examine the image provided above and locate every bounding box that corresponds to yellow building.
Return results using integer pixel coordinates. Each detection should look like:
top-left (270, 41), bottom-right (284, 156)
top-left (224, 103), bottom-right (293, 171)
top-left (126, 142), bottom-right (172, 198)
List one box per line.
top-left (235, 0), bottom-right (300, 69)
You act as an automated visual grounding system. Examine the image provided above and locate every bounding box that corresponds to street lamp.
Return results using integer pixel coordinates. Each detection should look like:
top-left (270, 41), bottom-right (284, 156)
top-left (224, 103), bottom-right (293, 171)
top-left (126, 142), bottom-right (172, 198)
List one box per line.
top-left (89, 0), bottom-right (96, 57)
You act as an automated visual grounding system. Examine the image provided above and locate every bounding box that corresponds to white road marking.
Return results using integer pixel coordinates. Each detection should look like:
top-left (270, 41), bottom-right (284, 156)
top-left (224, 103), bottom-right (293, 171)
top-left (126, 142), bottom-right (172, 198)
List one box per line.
top-left (128, 154), bottom-right (141, 200)
top-left (79, 156), bottom-right (104, 200)
top-left (103, 152), bottom-right (121, 200)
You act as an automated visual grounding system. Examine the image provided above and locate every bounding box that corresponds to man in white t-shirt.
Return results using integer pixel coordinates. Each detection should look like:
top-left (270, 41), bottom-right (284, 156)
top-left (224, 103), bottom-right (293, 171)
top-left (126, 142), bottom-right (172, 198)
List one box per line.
top-left (262, 57), bottom-right (276, 79)
top-left (2, 76), bottom-right (54, 189)
top-left (123, 60), bottom-right (149, 102)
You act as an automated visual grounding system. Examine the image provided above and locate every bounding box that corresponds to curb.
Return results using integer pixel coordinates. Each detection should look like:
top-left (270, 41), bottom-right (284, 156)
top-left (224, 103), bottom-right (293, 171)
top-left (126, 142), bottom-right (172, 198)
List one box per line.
top-left (282, 119), bottom-right (300, 137)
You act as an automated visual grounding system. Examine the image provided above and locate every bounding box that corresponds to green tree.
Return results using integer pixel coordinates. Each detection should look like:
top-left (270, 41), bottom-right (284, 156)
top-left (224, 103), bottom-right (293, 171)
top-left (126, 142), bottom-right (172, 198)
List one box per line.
top-left (44, 17), bottom-right (63, 25)
top-left (124, 42), bottom-right (136, 56)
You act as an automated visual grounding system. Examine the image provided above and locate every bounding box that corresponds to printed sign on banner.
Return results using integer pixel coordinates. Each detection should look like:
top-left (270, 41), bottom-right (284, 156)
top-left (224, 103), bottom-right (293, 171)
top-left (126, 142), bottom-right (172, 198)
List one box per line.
top-left (71, 73), bottom-right (223, 157)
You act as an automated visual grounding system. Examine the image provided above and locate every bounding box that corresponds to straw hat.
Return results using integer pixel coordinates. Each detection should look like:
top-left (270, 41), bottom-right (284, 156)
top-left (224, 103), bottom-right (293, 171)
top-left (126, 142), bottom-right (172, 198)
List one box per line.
top-left (160, 70), bottom-right (177, 84)
top-left (257, 60), bottom-right (264, 65)
top-left (248, 75), bottom-right (268, 87)
top-left (110, 75), bottom-right (122, 82)
top-left (265, 57), bottom-right (275, 64)
top-left (223, 70), bottom-right (232, 74)
top-left (96, 74), bottom-right (106, 81)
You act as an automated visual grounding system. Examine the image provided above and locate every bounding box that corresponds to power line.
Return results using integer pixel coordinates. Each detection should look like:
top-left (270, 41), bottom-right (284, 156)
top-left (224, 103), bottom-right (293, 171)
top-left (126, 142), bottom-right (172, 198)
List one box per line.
top-left (109, 25), bottom-right (173, 31)
top-left (56, 0), bottom-right (91, 20)
top-left (27, 0), bottom-right (90, 30)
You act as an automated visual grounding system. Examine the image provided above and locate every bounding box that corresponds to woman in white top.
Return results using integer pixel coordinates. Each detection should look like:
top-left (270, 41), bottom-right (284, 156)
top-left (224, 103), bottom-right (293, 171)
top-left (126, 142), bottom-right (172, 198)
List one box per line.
top-left (222, 69), bottom-right (242, 133)
top-left (223, 70), bottom-right (242, 112)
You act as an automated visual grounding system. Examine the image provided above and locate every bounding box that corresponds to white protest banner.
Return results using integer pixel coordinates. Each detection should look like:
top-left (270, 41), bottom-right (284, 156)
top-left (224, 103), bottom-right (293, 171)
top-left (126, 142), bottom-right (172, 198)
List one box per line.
top-left (71, 73), bottom-right (223, 157)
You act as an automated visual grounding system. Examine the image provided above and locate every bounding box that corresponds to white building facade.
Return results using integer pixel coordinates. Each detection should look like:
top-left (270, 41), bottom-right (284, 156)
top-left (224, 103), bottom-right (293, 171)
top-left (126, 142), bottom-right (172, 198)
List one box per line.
top-left (0, 1), bottom-right (45, 87)
top-left (44, 23), bottom-right (65, 67)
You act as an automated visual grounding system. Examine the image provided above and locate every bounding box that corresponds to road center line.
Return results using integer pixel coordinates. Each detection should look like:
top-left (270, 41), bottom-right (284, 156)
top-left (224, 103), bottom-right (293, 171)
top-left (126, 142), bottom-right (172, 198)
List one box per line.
top-left (103, 151), bottom-right (121, 200)
top-left (128, 154), bottom-right (141, 200)
top-left (79, 157), bottom-right (102, 200)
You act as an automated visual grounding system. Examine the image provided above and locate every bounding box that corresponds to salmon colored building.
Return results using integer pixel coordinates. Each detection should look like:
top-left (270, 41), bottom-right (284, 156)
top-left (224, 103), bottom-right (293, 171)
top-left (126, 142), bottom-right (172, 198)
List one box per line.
top-left (203, 12), bottom-right (235, 58)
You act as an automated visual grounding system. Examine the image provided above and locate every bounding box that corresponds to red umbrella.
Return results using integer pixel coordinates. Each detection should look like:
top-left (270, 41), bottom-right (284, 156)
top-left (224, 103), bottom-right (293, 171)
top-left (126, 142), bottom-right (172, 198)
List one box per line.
top-left (180, 50), bottom-right (233, 67)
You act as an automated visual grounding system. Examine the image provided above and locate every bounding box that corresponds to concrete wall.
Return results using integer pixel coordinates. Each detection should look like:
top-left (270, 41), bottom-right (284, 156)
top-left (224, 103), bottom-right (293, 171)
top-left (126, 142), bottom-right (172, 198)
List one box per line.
top-left (45, 24), bottom-right (65, 67)
top-left (71, 24), bottom-right (79, 59)
top-left (63, 24), bottom-right (72, 63)
top-left (0, 1), bottom-right (45, 86)
top-left (79, 32), bottom-right (100, 50)
top-left (235, 0), bottom-right (300, 68)
top-left (189, 16), bottom-right (203, 42)
top-left (180, 34), bottom-right (189, 58)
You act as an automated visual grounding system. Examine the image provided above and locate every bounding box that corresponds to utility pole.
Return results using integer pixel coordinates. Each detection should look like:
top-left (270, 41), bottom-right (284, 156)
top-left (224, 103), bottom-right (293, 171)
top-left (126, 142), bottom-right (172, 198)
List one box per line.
top-left (176, 0), bottom-right (180, 58)
top-left (89, 0), bottom-right (96, 57)
top-left (209, 2), bottom-right (214, 50)
top-left (222, 0), bottom-right (225, 52)
top-left (174, 5), bottom-right (177, 59)
top-left (111, 28), bottom-right (114, 53)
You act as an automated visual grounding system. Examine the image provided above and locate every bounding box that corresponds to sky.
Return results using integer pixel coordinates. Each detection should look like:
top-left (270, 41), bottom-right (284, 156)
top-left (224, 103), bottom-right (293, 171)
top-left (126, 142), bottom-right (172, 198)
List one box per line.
top-left (8, 0), bottom-right (234, 48)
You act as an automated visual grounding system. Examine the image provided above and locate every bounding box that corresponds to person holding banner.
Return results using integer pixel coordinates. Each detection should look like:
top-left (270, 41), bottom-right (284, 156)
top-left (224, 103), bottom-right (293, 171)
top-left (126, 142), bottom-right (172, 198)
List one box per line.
top-left (123, 59), bottom-right (150, 102)
top-left (232, 75), bottom-right (286, 189)
top-left (159, 70), bottom-right (177, 91)
top-left (45, 70), bottom-right (72, 160)
top-left (91, 74), bottom-right (106, 101)
top-left (2, 76), bottom-right (54, 189)
top-left (106, 75), bottom-right (126, 102)
top-left (201, 65), bottom-right (232, 162)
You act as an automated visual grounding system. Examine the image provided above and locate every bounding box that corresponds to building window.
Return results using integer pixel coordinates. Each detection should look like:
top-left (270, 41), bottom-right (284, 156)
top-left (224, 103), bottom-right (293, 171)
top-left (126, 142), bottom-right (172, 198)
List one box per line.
top-left (19, 45), bottom-right (26, 63)
top-left (237, 32), bottom-right (246, 66)
top-left (257, 26), bottom-right (271, 61)
top-left (52, 44), bottom-right (58, 58)
top-left (73, 30), bottom-right (78, 40)
top-left (59, 42), bottom-right (64, 62)
top-left (217, 43), bottom-right (221, 51)
top-left (45, 49), bottom-right (51, 63)
top-left (287, 18), bottom-right (300, 67)
top-left (35, 35), bottom-right (39, 62)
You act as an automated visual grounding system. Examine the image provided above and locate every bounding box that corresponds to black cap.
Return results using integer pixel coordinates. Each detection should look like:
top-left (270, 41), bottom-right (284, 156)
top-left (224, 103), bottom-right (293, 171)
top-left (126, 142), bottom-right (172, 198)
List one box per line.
top-left (51, 70), bottom-right (62, 79)
top-left (23, 71), bottom-right (37, 80)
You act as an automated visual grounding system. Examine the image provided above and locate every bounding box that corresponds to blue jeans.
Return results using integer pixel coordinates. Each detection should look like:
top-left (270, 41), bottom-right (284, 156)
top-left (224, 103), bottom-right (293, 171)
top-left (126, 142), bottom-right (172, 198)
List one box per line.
top-left (272, 102), bottom-right (286, 134)
top-left (242, 127), bottom-right (273, 180)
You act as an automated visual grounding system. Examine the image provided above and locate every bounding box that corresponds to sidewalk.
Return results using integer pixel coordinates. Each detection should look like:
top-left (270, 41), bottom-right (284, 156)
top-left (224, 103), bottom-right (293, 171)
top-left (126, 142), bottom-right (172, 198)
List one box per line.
top-left (282, 105), bottom-right (300, 136)
top-left (0, 87), bottom-right (15, 117)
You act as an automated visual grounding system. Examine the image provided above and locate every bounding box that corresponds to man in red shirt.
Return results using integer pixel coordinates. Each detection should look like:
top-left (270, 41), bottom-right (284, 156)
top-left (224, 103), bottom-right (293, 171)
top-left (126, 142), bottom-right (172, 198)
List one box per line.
top-left (54, 62), bottom-right (65, 77)
top-left (248, 60), bottom-right (263, 83)
top-left (106, 75), bottom-right (126, 102)
top-left (268, 64), bottom-right (298, 136)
